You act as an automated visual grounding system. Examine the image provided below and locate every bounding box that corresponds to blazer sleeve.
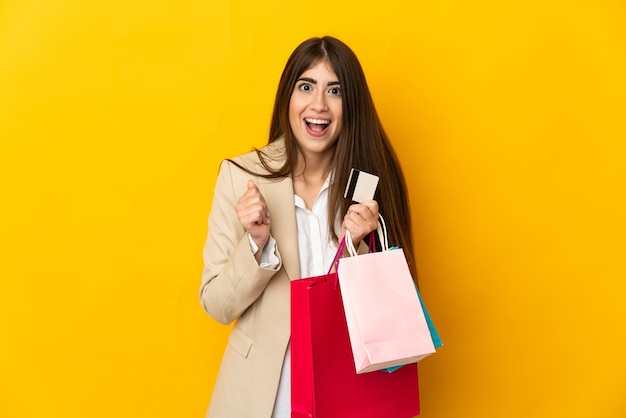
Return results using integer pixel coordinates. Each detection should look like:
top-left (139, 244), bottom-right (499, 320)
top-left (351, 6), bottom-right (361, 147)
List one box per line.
top-left (200, 160), bottom-right (282, 325)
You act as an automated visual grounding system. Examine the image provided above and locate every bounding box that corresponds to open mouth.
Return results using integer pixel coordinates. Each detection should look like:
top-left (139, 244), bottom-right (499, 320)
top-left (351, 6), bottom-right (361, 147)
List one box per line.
top-left (305, 118), bottom-right (331, 134)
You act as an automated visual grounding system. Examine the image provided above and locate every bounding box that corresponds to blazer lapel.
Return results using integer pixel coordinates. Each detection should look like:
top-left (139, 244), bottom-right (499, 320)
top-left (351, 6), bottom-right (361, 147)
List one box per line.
top-left (259, 176), bottom-right (301, 281)
top-left (252, 139), bottom-right (301, 281)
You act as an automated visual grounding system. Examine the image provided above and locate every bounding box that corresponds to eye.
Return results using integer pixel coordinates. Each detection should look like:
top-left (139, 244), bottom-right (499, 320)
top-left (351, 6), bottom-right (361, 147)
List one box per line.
top-left (298, 83), bottom-right (313, 92)
top-left (329, 87), bottom-right (342, 96)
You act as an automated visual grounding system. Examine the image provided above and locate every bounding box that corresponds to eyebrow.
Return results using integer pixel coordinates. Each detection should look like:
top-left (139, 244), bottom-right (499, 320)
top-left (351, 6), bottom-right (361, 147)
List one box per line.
top-left (297, 77), bottom-right (341, 86)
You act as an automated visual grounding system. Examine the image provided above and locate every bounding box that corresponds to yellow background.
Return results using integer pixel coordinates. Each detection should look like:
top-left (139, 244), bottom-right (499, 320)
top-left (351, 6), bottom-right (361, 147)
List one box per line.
top-left (1, 0), bottom-right (625, 417)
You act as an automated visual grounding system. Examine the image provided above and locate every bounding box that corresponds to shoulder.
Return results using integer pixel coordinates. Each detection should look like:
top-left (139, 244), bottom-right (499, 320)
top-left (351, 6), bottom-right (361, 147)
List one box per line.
top-left (227, 138), bottom-right (287, 175)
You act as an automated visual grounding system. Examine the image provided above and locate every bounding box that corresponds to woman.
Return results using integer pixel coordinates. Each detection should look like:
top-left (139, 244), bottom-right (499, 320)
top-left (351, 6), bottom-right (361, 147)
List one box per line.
top-left (200, 36), bottom-right (415, 417)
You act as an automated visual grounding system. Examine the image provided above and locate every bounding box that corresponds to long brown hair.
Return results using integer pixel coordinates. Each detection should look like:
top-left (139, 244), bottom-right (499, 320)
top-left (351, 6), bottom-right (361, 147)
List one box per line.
top-left (235, 36), bottom-right (416, 280)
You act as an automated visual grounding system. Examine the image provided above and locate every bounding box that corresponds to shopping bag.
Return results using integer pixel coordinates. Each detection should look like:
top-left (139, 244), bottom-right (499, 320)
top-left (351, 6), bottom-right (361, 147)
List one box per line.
top-left (383, 289), bottom-right (443, 373)
top-left (291, 238), bottom-right (420, 418)
top-left (418, 290), bottom-right (443, 349)
top-left (368, 236), bottom-right (443, 353)
top-left (338, 216), bottom-right (436, 374)
top-left (380, 243), bottom-right (444, 373)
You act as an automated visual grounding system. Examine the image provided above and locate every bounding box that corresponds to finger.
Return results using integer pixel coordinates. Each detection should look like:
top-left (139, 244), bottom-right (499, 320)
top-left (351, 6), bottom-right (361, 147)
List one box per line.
top-left (238, 188), bottom-right (270, 221)
top-left (347, 204), bottom-right (371, 222)
top-left (248, 203), bottom-right (270, 224)
top-left (239, 207), bottom-right (269, 227)
top-left (246, 181), bottom-right (269, 219)
top-left (342, 225), bottom-right (366, 245)
top-left (241, 198), bottom-right (269, 224)
top-left (359, 200), bottom-right (379, 218)
top-left (237, 189), bottom-right (269, 217)
top-left (346, 204), bottom-right (363, 218)
top-left (344, 207), bottom-right (377, 238)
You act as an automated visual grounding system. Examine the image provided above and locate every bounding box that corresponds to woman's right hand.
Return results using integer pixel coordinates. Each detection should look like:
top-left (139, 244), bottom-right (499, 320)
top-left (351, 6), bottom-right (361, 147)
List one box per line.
top-left (340, 199), bottom-right (379, 247)
top-left (236, 180), bottom-right (271, 252)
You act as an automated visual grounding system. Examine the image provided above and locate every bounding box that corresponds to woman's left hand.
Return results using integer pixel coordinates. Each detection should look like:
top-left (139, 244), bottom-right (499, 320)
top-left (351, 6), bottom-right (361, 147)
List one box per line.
top-left (340, 199), bottom-right (379, 247)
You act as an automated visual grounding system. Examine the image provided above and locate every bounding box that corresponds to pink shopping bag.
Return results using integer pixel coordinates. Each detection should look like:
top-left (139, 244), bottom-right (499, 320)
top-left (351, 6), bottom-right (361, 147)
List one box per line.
top-left (338, 216), bottom-right (436, 374)
top-left (291, 238), bottom-right (420, 417)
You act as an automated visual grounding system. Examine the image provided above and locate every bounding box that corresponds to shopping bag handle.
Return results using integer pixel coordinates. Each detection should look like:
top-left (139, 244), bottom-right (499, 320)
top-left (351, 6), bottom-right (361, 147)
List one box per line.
top-left (345, 213), bottom-right (389, 257)
top-left (327, 235), bottom-right (347, 275)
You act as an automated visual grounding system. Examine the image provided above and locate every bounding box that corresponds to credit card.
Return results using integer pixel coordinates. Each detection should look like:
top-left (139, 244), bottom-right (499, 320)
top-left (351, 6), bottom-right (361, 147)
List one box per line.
top-left (344, 168), bottom-right (379, 202)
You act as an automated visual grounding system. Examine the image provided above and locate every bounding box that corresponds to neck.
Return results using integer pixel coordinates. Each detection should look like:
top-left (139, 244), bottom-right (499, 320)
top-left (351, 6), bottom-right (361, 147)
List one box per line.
top-left (292, 152), bottom-right (333, 210)
top-left (293, 151), bottom-right (333, 182)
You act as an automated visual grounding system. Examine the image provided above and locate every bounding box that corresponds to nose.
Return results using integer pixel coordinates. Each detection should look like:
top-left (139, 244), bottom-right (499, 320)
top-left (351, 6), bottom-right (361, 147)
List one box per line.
top-left (309, 89), bottom-right (328, 112)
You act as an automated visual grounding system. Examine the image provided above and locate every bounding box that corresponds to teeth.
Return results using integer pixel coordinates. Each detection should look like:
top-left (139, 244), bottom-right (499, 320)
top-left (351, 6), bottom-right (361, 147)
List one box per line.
top-left (305, 118), bottom-right (330, 125)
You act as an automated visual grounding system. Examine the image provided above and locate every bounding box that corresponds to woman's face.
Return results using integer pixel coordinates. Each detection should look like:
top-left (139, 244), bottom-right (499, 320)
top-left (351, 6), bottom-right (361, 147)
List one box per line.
top-left (289, 60), bottom-right (343, 161)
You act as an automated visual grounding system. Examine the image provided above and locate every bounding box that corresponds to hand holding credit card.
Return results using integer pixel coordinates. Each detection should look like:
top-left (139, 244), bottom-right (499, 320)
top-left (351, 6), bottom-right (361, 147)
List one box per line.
top-left (344, 168), bottom-right (379, 202)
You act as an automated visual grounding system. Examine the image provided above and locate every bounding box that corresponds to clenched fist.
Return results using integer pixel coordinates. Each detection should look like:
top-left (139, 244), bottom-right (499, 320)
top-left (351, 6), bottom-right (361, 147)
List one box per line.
top-left (236, 180), bottom-right (271, 253)
top-left (340, 199), bottom-right (379, 247)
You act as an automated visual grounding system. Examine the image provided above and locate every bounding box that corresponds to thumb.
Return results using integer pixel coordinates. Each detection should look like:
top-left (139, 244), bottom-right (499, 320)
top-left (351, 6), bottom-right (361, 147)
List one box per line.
top-left (247, 179), bottom-right (257, 191)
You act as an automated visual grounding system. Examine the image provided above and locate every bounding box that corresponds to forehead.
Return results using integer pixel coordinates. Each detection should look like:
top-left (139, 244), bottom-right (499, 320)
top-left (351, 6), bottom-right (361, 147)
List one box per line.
top-left (299, 59), bottom-right (338, 78)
